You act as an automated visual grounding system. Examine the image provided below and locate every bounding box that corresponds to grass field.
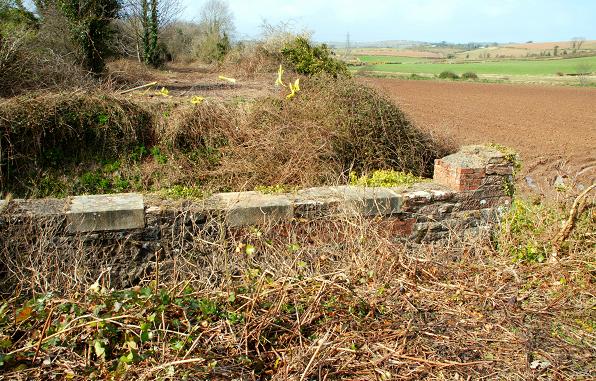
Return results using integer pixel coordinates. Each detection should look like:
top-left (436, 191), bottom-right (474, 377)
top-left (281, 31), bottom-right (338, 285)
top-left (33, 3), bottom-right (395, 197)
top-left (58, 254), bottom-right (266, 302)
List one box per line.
top-left (355, 55), bottom-right (596, 76)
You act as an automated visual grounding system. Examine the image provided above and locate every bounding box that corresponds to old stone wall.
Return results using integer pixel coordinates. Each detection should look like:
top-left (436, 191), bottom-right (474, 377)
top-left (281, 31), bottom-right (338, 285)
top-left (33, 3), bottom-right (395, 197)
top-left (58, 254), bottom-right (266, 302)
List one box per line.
top-left (0, 145), bottom-right (514, 288)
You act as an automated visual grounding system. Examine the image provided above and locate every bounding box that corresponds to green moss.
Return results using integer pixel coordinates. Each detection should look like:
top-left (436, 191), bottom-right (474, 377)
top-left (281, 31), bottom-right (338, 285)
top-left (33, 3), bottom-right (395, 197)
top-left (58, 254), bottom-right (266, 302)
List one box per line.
top-left (349, 170), bottom-right (428, 187)
top-left (162, 185), bottom-right (204, 199)
top-left (487, 143), bottom-right (521, 172)
top-left (254, 184), bottom-right (291, 194)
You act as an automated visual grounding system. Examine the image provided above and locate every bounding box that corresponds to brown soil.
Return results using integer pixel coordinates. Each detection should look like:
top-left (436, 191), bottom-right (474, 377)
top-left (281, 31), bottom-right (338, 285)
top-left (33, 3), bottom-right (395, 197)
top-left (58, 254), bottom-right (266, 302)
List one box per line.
top-left (361, 78), bottom-right (596, 197)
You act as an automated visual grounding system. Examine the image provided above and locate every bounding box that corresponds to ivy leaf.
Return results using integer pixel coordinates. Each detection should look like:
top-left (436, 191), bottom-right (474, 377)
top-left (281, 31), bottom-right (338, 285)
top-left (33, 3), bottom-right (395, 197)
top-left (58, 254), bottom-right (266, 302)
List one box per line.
top-left (15, 306), bottom-right (32, 323)
top-left (119, 351), bottom-right (134, 364)
top-left (0, 303), bottom-right (8, 320)
top-left (94, 340), bottom-right (106, 361)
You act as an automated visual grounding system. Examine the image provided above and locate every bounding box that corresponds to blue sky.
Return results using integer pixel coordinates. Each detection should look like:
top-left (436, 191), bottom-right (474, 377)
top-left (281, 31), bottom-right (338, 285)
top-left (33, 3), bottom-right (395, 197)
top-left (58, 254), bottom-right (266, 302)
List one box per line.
top-left (181, 0), bottom-right (596, 43)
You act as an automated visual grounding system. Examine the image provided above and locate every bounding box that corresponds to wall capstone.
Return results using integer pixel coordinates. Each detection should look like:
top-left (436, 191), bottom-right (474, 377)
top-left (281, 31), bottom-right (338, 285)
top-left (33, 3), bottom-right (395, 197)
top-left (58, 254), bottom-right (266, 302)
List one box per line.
top-left (67, 193), bottom-right (145, 233)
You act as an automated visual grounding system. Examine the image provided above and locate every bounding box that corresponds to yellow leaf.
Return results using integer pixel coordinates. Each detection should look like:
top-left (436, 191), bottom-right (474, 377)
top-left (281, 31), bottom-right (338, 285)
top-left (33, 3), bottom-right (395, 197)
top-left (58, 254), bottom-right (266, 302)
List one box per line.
top-left (156, 87), bottom-right (170, 97)
top-left (218, 75), bottom-right (236, 84)
top-left (191, 96), bottom-right (205, 104)
top-left (245, 244), bottom-right (256, 256)
top-left (275, 65), bottom-right (286, 87)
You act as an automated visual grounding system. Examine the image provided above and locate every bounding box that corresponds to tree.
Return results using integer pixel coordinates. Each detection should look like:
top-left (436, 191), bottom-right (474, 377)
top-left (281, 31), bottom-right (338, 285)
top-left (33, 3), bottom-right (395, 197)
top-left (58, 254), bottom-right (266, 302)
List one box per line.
top-left (119, 0), bottom-right (182, 66)
top-left (199, 0), bottom-right (234, 37)
top-left (195, 0), bottom-right (235, 62)
top-left (571, 37), bottom-right (585, 51)
top-left (34, 0), bottom-right (120, 74)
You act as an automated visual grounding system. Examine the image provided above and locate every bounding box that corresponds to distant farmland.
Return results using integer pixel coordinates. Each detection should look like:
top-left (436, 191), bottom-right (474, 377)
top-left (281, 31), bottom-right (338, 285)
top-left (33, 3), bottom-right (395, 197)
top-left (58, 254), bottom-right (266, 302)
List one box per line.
top-left (354, 55), bottom-right (596, 76)
top-left (356, 55), bottom-right (425, 64)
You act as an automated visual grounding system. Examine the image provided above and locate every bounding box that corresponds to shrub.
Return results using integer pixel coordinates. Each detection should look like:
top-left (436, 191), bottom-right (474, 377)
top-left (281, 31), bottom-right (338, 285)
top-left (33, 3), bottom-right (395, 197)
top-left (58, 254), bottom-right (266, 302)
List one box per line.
top-left (461, 72), bottom-right (478, 80)
top-left (281, 37), bottom-right (348, 77)
top-left (438, 71), bottom-right (459, 79)
top-left (0, 92), bottom-right (153, 194)
top-left (37, 0), bottom-right (121, 74)
top-left (0, 77), bottom-right (453, 197)
top-left (219, 76), bottom-right (453, 190)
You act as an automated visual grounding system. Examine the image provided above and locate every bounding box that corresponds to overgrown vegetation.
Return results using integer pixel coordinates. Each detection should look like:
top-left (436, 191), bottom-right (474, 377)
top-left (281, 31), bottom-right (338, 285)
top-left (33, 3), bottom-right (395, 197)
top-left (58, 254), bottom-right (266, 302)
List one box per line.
top-left (0, 193), bottom-right (594, 379)
top-left (349, 170), bottom-right (427, 187)
top-left (0, 93), bottom-right (153, 195)
top-left (0, 75), bottom-right (451, 197)
top-left (461, 71), bottom-right (479, 80)
top-left (438, 70), bottom-right (460, 79)
top-left (281, 36), bottom-right (348, 78)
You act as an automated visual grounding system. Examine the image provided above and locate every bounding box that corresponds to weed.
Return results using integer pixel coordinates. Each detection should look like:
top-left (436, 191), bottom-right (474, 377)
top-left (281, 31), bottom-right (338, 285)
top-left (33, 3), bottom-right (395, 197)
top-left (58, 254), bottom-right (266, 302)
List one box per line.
top-left (130, 145), bottom-right (148, 162)
top-left (498, 200), bottom-right (555, 262)
top-left (150, 146), bottom-right (168, 164)
top-left (349, 170), bottom-right (428, 187)
top-left (162, 185), bottom-right (203, 199)
top-left (254, 184), bottom-right (290, 194)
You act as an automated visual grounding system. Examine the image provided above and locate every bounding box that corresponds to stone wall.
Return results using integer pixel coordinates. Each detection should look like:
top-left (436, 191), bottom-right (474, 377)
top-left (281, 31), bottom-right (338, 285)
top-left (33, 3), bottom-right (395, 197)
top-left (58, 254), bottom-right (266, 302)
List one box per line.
top-left (0, 145), bottom-right (514, 288)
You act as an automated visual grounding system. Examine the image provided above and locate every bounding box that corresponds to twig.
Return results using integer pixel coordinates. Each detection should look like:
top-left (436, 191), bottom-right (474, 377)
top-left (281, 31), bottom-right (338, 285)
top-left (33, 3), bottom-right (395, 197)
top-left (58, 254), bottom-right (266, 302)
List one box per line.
top-left (142, 357), bottom-right (206, 380)
top-left (33, 306), bottom-right (54, 363)
top-left (119, 81), bottom-right (158, 95)
top-left (300, 333), bottom-right (329, 381)
top-left (397, 354), bottom-right (494, 368)
top-left (551, 183), bottom-right (595, 261)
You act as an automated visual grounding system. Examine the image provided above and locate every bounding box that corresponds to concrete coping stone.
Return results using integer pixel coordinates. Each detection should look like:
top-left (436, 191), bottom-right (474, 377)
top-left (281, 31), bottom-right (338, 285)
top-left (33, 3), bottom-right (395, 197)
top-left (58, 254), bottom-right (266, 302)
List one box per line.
top-left (67, 193), bottom-right (145, 233)
top-left (208, 191), bottom-right (294, 227)
top-left (440, 145), bottom-right (507, 169)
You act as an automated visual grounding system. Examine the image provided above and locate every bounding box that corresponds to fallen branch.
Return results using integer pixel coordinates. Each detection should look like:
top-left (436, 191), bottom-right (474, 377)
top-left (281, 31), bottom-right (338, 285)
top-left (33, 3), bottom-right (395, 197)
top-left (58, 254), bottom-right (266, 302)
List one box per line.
top-left (551, 183), bottom-right (595, 261)
top-left (119, 81), bottom-right (158, 95)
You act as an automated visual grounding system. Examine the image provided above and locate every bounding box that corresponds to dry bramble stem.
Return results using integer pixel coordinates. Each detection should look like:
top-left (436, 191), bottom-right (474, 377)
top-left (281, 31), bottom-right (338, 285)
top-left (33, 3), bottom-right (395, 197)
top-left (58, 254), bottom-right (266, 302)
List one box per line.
top-left (551, 183), bottom-right (595, 261)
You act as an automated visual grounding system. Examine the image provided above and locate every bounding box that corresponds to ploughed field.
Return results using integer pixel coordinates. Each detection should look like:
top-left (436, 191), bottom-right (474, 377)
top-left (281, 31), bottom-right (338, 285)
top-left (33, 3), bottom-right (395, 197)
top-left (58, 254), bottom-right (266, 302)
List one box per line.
top-left (362, 78), bottom-right (596, 197)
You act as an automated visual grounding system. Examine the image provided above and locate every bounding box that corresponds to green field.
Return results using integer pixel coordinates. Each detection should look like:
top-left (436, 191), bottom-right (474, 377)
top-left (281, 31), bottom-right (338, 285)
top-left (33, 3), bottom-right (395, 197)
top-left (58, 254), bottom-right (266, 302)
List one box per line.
top-left (355, 55), bottom-right (596, 76)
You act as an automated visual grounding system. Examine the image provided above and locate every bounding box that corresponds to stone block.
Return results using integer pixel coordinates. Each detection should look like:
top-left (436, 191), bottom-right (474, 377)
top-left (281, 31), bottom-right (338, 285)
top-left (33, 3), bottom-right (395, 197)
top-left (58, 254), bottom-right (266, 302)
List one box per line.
top-left (67, 193), bottom-right (145, 233)
top-left (293, 187), bottom-right (343, 218)
top-left (334, 186), bottom-right (402, 216)
top-left (293, 186), bottom-right (402, 218)
top-left (383, 217), bottom-right (416, 237)
top-left (210, 192), bottom-right (293, 227)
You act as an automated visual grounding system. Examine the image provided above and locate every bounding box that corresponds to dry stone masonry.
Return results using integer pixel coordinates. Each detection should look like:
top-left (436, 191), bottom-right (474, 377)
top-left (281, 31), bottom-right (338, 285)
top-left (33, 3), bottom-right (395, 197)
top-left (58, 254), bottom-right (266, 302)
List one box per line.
top-left (2, 145), bottom-right (514, 239)
top-left (1, 145), bottom-right (514, 285)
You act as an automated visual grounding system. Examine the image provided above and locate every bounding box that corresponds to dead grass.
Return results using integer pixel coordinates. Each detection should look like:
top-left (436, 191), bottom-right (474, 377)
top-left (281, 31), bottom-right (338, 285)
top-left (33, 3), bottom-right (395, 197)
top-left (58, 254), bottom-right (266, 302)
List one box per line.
top-left (0, 199), bottom-right (594, 380)
top-left (0, 92), bottom-right (154, 195)
top-left (0, 74), bottom-right (451, 197)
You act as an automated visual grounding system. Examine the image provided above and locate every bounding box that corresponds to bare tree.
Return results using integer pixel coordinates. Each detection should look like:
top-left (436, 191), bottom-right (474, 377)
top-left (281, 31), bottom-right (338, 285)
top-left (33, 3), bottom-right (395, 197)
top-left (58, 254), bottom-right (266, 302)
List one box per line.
top-left (199, 0), bottom-right (235, 37)
top-left (571, 37), bottom-right (585, 52)
top-left (191, 0), bottom-right (234, 62)
top-left (119, 0), bottom-right (183, 65)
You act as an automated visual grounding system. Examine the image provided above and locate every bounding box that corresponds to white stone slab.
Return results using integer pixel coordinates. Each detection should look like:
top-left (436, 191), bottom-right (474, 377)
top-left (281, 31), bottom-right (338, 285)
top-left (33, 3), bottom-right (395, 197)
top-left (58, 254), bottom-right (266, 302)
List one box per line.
top-left (67, 193), bottom-right (145, 233)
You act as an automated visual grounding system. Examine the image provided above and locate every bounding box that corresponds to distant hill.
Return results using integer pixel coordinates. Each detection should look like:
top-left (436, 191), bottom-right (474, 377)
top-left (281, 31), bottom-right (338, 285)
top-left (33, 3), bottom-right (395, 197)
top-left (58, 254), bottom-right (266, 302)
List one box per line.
top-left (456, 40), bottom-right (596, 59)
top-left (326, 40), bottom-right (425, 49)
top-left (332, 39), bottom-right (596, 60)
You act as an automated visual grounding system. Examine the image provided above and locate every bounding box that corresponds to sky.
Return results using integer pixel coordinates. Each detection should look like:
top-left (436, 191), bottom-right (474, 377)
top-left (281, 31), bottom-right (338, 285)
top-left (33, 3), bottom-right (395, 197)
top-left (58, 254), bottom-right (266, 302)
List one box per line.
top-left (180, 0), bottom-right (596, 43)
